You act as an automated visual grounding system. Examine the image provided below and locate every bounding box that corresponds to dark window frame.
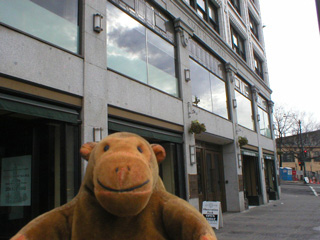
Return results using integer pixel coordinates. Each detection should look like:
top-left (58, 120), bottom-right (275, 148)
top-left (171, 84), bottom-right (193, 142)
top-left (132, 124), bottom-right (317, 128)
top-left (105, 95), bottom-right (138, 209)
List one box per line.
top-left (231, 25), bottom-right (246, 61)
top-left (230, 0), bottom-right (241, 15)
top-left (249, 12), bottom-right (259, 40)
top-left (189, 0), bottom-right (220, 33)
top-left (254, 53), bottom-right (264, 79)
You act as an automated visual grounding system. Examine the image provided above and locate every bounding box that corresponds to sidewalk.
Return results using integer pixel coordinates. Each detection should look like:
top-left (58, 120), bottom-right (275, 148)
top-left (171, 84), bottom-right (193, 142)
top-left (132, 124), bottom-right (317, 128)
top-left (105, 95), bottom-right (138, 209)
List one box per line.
top-left (214, 183), bottom-right (320, 240)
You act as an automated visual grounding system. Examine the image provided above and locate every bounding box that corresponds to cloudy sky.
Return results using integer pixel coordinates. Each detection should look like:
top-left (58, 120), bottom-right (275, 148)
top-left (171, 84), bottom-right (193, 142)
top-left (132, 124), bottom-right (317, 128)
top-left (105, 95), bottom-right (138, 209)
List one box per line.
top-left (259, 0), bottom-right (320, 122)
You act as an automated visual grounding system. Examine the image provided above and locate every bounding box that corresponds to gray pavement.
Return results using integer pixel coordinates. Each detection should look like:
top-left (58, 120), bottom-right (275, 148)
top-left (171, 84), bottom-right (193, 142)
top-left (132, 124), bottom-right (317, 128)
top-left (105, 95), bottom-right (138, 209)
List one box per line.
top-left (215, 182), bottom-right (320, 240)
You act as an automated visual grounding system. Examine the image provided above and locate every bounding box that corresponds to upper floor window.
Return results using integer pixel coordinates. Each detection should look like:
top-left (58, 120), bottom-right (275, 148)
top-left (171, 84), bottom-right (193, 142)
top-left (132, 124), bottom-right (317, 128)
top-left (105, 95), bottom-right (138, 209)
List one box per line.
top-left (235, 77), bottom-right (255, 130)
top-left (249, 13), bottom-right (259, 40)
top-left (231, 25), bottom-right (246, 61)
top-left (254, 53), bottom-right (264, 79)
top-left (283, 153), bottom-right (294, 162)
top-left (229, 0), bottom-right (241, 15)
top-left (313, 151), bottom-right (320, 162)
top-left (188, 0), bottom-right (220, 33)
top-left (107, 1), bottom-right (178, 97)
top-left (0, 0), bottom-right (80, 54)
top-left (190, 59), bottom-right (228, 119)
top-left (257, 95), bottom-right (271, 138)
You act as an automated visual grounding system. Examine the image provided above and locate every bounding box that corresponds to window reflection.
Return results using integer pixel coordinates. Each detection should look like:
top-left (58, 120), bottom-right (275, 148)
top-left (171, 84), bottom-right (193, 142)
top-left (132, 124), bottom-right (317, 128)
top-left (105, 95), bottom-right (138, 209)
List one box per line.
top-left (107, 3), bottom-right (148, 83)
top-left (258, 108), bottom-right (271, 138)
top-left (235, 91), bottom-right (254, 130)
top-left (107, 2), bottom-right (178, 97)
top-left (0, 0), bottom-right (79, 53)
top-left (190, 60), bottom-right (213, 112)
top-left (190, 59), bottom-right (228, 119)
top-left (257, 95), bottom-right (271, 137)
top-left (210, 74), bottom-right (228, 119)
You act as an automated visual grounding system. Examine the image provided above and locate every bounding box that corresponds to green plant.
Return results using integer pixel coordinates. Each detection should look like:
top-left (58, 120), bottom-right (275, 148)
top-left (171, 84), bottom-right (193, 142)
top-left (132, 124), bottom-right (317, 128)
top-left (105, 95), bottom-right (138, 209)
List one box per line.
top-left (238, 136), bottom-right (248, 147)
top-left (189, 120), bottom-right (206, 134)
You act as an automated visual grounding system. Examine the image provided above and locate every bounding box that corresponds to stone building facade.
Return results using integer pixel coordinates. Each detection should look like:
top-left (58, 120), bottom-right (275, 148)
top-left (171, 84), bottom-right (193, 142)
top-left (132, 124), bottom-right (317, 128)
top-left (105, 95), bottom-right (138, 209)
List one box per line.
top-left (0, 0), bottom-right (279, 238)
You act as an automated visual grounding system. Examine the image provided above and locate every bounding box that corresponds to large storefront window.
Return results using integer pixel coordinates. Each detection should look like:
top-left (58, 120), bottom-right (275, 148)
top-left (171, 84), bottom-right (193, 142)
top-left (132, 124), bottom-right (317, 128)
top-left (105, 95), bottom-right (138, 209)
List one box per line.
top-left (0, 115), bottom-right (80, 239)
top-left (190, 59), bottom-right (228, 119)
top-left (0, 92), bottom-right (80, 239)
top-left (0, 0), bottom-right (80, 54)
top-left (235, 77), bottom-right (254, 130)
top-left (257, 95), bottom-right (271, 138)
top-left (107, 1), bottom-right (178, 97)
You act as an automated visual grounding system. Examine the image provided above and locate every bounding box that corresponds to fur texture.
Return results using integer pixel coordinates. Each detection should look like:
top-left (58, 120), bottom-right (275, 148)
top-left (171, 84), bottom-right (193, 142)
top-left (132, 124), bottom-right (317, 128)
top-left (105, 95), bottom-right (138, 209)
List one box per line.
top-left (11, 132), bottom-right (217, 240)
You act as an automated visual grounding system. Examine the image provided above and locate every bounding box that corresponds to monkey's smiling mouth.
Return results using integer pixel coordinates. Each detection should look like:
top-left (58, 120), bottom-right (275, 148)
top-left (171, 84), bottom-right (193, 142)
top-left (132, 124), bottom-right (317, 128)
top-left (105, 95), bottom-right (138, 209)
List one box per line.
top-left (97, 179), bottom-right (150, 193)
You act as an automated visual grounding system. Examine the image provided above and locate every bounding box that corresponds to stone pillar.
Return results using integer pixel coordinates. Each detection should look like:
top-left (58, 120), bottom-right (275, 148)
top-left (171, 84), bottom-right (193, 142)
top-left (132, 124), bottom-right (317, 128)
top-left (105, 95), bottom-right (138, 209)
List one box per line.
top-left (174, 18), bottom-right (198, 207)
top-left (224, 62), bottom-right (244, 212)
top-left (81, 0), bottom-right (109, 177)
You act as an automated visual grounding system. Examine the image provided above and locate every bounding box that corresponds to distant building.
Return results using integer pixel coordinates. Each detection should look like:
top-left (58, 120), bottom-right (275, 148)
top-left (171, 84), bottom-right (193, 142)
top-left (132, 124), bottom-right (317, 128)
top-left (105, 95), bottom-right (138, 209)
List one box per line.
top-left (276, 130), bottom-right (320, 175)
top-left (0, 0), bottom-right (279, 238)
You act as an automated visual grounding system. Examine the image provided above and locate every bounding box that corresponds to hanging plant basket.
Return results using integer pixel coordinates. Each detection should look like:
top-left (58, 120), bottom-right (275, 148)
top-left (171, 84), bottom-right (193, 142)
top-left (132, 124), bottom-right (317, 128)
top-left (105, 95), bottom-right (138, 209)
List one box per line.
top-left (189, 120), bottom-right (206, 134)
top-left (238, 136), bottom-right (248, 147)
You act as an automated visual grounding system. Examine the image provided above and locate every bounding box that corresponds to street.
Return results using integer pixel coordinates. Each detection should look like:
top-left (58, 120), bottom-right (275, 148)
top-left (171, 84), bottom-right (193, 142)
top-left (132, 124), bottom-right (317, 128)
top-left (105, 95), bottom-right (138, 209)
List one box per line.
top-left (215, 182), bottom-right (320, 240)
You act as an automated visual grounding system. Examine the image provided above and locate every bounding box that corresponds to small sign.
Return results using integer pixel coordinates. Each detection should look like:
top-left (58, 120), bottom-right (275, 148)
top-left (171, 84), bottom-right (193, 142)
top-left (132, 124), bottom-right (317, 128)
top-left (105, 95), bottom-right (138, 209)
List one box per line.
top-left (202, 201), bottom-right (223, 229)
top-left (0, 155), bottom-right (32, 206)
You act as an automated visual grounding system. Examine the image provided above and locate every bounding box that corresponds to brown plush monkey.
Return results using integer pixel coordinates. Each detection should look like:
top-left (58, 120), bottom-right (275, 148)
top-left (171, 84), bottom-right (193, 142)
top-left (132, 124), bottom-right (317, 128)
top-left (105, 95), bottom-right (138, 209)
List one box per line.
top-left (11, 132), bottom-right (217, 240)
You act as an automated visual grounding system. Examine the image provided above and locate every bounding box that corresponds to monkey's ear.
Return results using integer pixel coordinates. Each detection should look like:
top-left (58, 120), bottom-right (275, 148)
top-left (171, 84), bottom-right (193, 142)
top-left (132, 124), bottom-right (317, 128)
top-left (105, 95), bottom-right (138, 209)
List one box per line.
top-left (151, 144), bottom-right (166, 164)
top-left (80, 142), bottom-right (97, 161)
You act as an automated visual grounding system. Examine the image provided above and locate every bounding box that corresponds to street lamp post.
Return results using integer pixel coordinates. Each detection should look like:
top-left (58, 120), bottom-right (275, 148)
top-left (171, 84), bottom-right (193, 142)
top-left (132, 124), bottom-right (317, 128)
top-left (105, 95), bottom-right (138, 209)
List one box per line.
top-left (298, 120), bottom-right (306, 176)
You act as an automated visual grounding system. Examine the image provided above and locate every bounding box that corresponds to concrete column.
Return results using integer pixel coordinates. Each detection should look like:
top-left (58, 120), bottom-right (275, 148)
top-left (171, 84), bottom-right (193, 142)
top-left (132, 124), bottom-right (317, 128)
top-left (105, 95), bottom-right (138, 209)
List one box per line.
top-left (223, 63), bottom-right (244, 212)
top-left (174, 18), bottom-right (200, 207)
top-left (252, 86), bottom-right (268, 204)
top-left (81, 0), bottom-right (109, 176)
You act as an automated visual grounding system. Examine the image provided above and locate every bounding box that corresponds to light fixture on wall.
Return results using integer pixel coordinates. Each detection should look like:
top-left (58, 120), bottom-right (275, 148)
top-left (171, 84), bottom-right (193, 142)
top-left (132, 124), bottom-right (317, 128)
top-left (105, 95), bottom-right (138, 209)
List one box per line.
top-left (233, 99), bottom-right (237, 108)
top-left (257, 114), bottom-right (261, 122)
top-left (189, 145), bottom-right (196, 165)
top-left (93, 13), bottom-right (103, 33)
top-left (184, 69), bottom-right (191, 82)
top-left (238, 153), bottom-right (242, 168)
top-left (93, 127), bottom-right (103, 142)
top-left (261, 158), bottom-right (265, 169)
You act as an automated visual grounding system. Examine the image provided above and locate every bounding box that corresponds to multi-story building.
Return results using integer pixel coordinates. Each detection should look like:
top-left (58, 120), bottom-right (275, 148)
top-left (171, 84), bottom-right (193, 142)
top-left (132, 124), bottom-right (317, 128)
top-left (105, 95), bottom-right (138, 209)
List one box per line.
top-left (0, 0), bottom-right (279, 238)
top-left (277, 130), bottom-right (320, 177)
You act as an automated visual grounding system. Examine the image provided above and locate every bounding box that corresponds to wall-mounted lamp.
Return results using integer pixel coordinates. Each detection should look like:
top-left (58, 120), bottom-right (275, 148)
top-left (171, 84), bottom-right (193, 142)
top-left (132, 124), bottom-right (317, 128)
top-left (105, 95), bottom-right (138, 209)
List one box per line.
top-left (190, 145), bottom-right (196, 165)
top-left (257, 114), bottom-right (261, 122)
top-left (93, 13), bottom-right (103, 33)
top-left (184, 69), bottom-right (191, 82)
top-left (93, 127), bottom-right (103, 142)
top-left (238, 153), bottom-right (242, 168)
top-left (233, 99), bottom-right (237, 108)
top-left (261, 158), bottom-right (265, 169)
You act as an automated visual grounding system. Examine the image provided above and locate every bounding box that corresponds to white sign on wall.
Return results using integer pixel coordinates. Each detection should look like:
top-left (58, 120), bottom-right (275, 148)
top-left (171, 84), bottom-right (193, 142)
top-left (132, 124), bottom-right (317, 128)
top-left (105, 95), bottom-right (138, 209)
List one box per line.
top-left (202, 201), bottom-right (223, 229)
top-left (1, 155), bottom-right (32, 206)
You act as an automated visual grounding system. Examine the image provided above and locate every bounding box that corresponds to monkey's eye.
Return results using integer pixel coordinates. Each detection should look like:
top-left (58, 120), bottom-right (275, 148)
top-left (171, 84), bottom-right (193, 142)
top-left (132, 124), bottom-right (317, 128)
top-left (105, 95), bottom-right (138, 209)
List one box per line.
top-left (137, 146), bottom-right (143, 153)
top-left (104, 145), bottom-right (110, 151)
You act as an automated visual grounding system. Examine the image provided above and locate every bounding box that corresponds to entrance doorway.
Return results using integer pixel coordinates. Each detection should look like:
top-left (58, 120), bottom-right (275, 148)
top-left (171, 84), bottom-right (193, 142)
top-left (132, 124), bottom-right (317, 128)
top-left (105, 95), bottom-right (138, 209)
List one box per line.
top-left (242, 155), bottom-right (262, 206)
top-left (264, 158), bottom-right (278, 201)
top-left (0, 115), bottom-right (80, 239)
top-left (196, 148), bottom-right (226, 212)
